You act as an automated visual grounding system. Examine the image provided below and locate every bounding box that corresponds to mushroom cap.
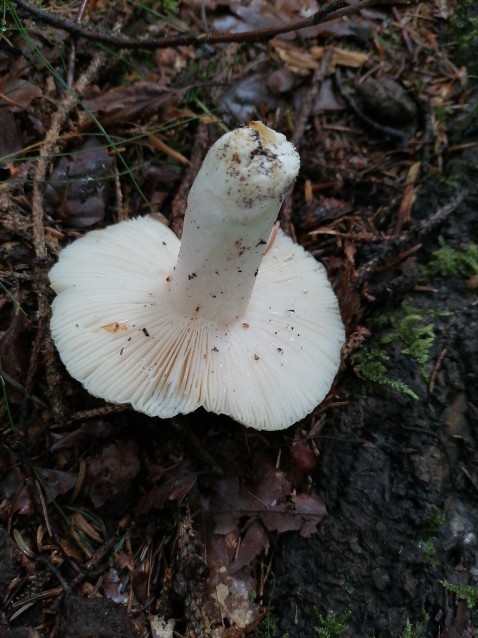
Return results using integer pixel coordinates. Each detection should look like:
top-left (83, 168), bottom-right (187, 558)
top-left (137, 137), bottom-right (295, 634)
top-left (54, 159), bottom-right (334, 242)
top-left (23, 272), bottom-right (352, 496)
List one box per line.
top-left (50, 215), bottom-right (344, 431)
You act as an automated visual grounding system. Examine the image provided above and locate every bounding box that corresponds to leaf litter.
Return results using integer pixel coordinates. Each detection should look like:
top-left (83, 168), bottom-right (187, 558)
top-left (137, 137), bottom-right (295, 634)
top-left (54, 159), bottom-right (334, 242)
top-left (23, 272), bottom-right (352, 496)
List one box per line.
top-left (0, 0), bottom-right (476, 636)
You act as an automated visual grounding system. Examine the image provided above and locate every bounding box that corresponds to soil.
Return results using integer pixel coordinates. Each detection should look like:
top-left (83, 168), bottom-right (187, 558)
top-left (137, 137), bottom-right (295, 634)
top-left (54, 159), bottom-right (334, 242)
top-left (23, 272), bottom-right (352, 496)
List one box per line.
top-left (0, 2), bottom-right (477, 638)
top-left (271, 150), bottom-right (478, 638)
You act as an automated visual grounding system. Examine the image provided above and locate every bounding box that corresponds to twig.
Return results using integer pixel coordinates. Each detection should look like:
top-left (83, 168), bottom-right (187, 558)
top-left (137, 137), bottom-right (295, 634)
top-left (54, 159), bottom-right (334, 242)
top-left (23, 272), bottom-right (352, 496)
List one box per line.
top-left (280, 49), bottom-right (333, 239)
top-left (68, 535), bottom-right (120, 591)
top-left (429, 347), bottom-right (447, 394)
top-left (66, 0), bottom-right (90, 88)
top-left (19, 315), bottom-right (45, 434)
top-left (35, 555), bottom-right (72, 594)
top-left (31, 51), bottom-right (109, 263)
top-left (30, 52), bottom-right (110, 430)
top-left (14, 0), bottom-right (379, 50)
top-left (355, 189), bottom-right (469, 284)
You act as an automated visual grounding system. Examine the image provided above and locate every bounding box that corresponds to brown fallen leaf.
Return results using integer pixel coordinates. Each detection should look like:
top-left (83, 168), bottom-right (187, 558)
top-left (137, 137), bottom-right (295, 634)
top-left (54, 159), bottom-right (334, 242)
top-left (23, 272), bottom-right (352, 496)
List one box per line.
top-left (0, 76), bottom-right (43, 111)
top-left (395, 161), bottom-right (421, 234)
top-left (138, 461), bottom-right (198, 513)
top-left (51, 421), bottom-right (115, 450)
top-left (87, 440), bottom-right (141, 508)
top-left (44, 137), bottom-right (113, 228)
top-left (229, 519), bottom-right (269, 573)
top-left (84, 81), bottom-right (186, 125)
top-left (0, 108), bottom-right (22, 172)
top-left (36, 468), bottom-right (78, 503)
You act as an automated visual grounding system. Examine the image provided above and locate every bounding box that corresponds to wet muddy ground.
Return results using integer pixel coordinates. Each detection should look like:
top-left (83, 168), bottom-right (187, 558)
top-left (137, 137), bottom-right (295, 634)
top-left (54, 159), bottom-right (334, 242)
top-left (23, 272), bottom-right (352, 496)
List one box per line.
top-left (0, 2), bottom-right (477, 637)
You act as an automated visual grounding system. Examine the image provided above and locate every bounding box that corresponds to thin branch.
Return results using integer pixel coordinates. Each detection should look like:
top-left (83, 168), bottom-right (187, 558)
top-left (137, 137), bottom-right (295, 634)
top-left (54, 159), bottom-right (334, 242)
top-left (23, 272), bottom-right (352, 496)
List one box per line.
top-left (355, 189), bottom-right (470, 284)
top-left (14, 0), bottom-right (380, 50)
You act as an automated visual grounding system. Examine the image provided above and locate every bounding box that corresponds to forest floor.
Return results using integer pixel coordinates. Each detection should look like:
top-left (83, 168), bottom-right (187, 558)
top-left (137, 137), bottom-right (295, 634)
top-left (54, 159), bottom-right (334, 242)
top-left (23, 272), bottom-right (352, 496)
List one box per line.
top-left (0, 1), bottom-right (477, 637)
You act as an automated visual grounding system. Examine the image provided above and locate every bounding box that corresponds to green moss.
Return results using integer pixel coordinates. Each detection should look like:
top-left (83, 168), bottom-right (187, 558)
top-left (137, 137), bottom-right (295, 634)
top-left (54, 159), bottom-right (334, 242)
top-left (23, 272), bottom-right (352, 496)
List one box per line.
top-left (352, 302), bottom-right (448, 397)
top-left (256, 606), bottom-right (289, 638)
top-left (353, 348), bottom-right (419, 399)
top-left (449, 0), bottom-right (478, 79)
top-left (161, 0), bottom-right (179, 12)
top-left (314, 610), bottom-right (350, 638)
top-left (419, 506), bottom-right (445, 536)
top-left (399, 614), bottom-right (429, 638)
top-left (422, 236), bottom-right (478, 279)
top-left (380, 311), bottom-right (435, 378)
top-left (418, 538), bottom-right (438, 566)
top-left (440, 581), bottom-right (478, 608)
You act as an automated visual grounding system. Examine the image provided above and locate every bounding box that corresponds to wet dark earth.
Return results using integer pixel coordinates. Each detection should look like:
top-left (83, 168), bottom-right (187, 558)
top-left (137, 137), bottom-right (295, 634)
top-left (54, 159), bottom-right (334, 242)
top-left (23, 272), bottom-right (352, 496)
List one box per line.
top-left (271, 153), bottom-right (478, 637)
top-left (1, 3), bottom-right (478, 638)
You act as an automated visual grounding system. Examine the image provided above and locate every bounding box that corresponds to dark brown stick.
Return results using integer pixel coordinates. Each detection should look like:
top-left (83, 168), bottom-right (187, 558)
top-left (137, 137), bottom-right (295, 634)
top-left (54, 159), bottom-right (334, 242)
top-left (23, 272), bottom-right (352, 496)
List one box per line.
top-left (14, 0), bottom-right (379, 50)
top-left (355, 189), bottom-right (469, 284)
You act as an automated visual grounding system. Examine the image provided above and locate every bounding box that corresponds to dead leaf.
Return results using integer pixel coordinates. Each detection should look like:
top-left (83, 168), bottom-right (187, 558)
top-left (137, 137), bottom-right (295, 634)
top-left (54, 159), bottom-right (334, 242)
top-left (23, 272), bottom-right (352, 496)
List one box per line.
top-left (44, 137), bottom-right (113, 228)
top-left (295, 493), bottom-right (328, 537)
top-left (395, 161), bottom-right (421, 233)
top-left (87, 440), bottom-right (141, 508)
top-left (138, 462), bottom-right (198, 513)
top-left (103, 568), bottom-right (128, 604)
top-left (0, 109), bottom-right (22, 171)
top-left (36, 468), bottom-right (78, 503)
top-left (357, 77), bottom-right (418, 126)
top-left (84, 81), bottom-right (184, 125)
top-left (229, 519), bottom-right (269, 573)
top-left (220, 73), bottom-right (277, 124)
top-left (0, 301), bottom-right (30, 405)
top-left (0, 77), bottom-right (43, 111)
top-left (51, 421), bottom-right (115, 450)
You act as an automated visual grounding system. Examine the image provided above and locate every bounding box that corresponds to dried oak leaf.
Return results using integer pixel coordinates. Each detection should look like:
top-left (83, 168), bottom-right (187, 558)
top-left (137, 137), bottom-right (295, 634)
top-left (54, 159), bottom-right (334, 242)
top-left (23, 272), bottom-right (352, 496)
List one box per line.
top-left (84, 81), bottom-right (185, 125)
top-left (211, 464), bottom-right (327, 540)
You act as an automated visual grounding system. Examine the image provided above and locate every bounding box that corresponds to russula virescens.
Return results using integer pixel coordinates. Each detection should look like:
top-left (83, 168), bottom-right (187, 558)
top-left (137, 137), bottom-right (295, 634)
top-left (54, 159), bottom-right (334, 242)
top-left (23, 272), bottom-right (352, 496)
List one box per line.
top-left (49, 122), bottom-right (344, 430)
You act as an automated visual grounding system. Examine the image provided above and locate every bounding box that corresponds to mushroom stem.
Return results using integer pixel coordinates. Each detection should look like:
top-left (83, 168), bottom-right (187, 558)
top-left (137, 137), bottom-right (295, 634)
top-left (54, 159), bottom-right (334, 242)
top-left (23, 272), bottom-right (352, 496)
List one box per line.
top-left (169, 122), bottom-right (300, 326)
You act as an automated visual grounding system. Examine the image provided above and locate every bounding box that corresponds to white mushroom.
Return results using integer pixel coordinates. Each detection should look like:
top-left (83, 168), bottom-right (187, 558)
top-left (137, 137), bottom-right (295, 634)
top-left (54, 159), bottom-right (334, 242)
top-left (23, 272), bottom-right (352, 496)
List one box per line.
top-left (49, 122), bottom-right (344, 431)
